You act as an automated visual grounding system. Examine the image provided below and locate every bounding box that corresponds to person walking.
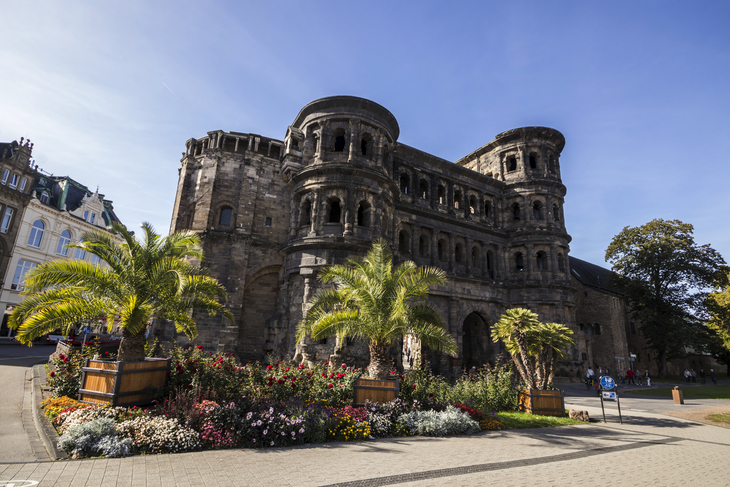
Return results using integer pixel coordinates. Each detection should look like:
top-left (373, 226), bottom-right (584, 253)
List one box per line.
top-left (691, 369), bottom-right (697, 383)
top-left (710, 369), bottom-right (717, 385)
top-left (645, 370), bottom-right (651, 386)
top-left (586, 367), bottom-right (595, 386)
top-left (635, 369), bottom-right (643, 386)
top-left (626, 368), bottom-right (635, 385)
top-left (700, 369), bottom-right (706, 384)
top-left (684, 369), bottom-right (691, 382)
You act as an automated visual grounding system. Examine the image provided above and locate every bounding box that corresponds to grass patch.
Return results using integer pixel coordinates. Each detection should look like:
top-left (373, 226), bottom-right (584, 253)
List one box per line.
top-left (622, 384), bottom-right (730, 400)
top-left (706, 413), bottom-right (730, 425)
top-left (497, 411), bottom-right (584, 429)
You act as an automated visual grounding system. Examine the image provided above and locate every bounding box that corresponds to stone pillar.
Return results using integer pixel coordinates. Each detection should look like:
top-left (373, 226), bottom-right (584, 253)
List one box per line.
top-left (348, 121), bottom-right (357, 161)
top-left (310, 190), bottom-right (320, 235)
top-left (343, 190), bottom-right (352, 236)
top-left (550, 243), bottom-right (559, 278)
top-left (248, 136), bottom-right (253, 151)
top-left (520, 148), bottom-right (528, 177)
top-left (289, 195), bottom-right (298, 238)
top-left (412, 227), bottom-right (419, 258)
top-left (465, 238), bottom-right (472, 274)
top-left (234, 137), bottom-right (240, 153)
top-left (526, 243), bottom-right (534, 279)
top-left (431, 233), bottom-right (439, 266)
top-left (448, 234), bottom-right (455, 272)
top-left (501, 245), bottom-right (509, 277)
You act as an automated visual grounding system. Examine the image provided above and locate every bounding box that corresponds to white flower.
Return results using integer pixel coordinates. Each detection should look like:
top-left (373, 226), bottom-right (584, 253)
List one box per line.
top-left (263, 429), bottom-right (268, 435)
top-left (299, 428), bottom-right (305, 434)
top-left (246, 412), bottom-right (253, 420)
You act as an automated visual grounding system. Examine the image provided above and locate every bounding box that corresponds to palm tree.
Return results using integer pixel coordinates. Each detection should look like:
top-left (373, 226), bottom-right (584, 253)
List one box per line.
top-left (296, 239), bottom-right (457, 379)
top-left (491, 309), bottom-right (574, 390)
top-left (9, 222), bottom-right (233, 362)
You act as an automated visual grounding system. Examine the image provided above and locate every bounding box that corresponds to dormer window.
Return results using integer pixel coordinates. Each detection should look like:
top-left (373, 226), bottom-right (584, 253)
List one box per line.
top-left (40, 192), bottom-right (50, 204)
top-left (90, 213), bottom-right (96, 224)
top-left (8, 174), bottom-right (18, 190)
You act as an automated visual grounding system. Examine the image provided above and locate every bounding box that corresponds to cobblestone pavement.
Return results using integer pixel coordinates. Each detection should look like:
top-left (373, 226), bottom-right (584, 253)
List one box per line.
top-left (2, 402), bottom-right (729, 487)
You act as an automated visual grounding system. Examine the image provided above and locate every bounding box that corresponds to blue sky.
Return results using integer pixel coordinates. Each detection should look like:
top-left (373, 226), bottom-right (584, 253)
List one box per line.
top-left (2, 1), bottom-right (729, 267)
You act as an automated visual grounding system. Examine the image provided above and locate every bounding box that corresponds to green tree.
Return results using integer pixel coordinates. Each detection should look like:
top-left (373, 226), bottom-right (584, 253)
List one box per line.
top-left (9, 223), bottom-right (233, 362)
top-left (605, 219), bottom-right (726, 377)
top-left (296, 239), bottom-right (457, 379)
top-left (490, 308), bottom-right (574, 390)
top-left (707, 270), bottom-right (730, 375)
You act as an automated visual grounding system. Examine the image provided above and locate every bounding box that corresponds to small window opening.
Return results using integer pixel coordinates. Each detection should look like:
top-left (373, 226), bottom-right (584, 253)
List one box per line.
top-left (438, 239), bottom-right (446, 261)
top-left (595, 323), bottom-right (601, 335)
top-left (313, 137), bottom-right (319, 153)
top-left (553, 204), bottom-right (560, 222)
top-left (437, 185), bottom-right (445, 204)
top-left (536, 251), bottom-right (548, 271)
top-left (455, 243), bottom-right (464, 263)
top-left (471, 246), bottom-right (480, 267)
top-left (301, 200), bottom-right (312, 226)
top-left (484, 201), bottom-right (491, 218)
top-left (400, 174), bottom-right (410, 194)
top-left (265, 217), bottom-right (272, 227)
top-left (508, 157), bottom-right (517, 172)
top-left (419, 236), bottom-right (428, 257)
top-left (585, 324), bottom-right (594, 335)
top-left (533, 202), bottom-right (542, 220)
top-left (469, 196), bottom-right (476, 215)
top-left (357, 201), bottom-right (370, 227)
top-left (512, 204), bottom-right (520, 221)
top-left (515, 252), bottom-right (524, 271)
top-left (581, 352), bottom-right (587, 361)
top-left (398, 231), bottom-right (409, 252)
top-left (329, 201), bottom-right (341, 223)
top-left (360, 133), bottom-right (372, 156)
top-left (419, 180), bottom-right (428, 199)
top-left (454, 190), bottom-right (462, 209)
top-left (529, 154), bottom-right (537, 169)
top-left (333, 129), bottom-right (346, 152)
top-left (219, 207), bottom-right (233, 226)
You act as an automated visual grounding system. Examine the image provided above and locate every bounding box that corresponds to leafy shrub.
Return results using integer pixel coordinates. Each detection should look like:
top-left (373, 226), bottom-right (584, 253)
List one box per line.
top-left (41, 396), bottom-right (90, 421)
top-left (54, 404), bottom-right (148, 433)
top-left (397, 406), bottom-right (481, 437)
top-left (57, 417), bottom-right (132, 458)
top-left (364, 398), bottom-right (418, 438)
top-left (327, 414), bottom-right (370, 442)
top-left (45, 340), bottom-right (101, 398)
top-left (449, 360), bottom-right (519, 413)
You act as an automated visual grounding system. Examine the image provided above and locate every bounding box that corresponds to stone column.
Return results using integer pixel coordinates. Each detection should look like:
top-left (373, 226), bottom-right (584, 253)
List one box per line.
top-left (520, 148), bottom-right (528, 177)
top-left (289, 195), bottom-right (298, 238)
top-left (526, 243), bottom-right (534, 279)
top-left (310, 190), bottom-right (320, 235)
top-left (343, 189), bottom-right (352, 236)
top-left (448, 234), bottom-right (455, 272)
top-left (431, 233), bottom-right (439, 266)
top-left (501, 245), bottom-right (509, 277)
top-left (465, 238), bottom-right (472, 274)
top-left (412, 227), bottom-right (419, 258)
top-left (550, 243), bottom-right (559, 278)
top-left (348, 121), bottom-right (357, 161)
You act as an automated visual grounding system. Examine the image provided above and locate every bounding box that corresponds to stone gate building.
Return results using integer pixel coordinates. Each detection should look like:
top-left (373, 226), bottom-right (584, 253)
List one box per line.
top-left (163, 96), bottom-right (633, 377)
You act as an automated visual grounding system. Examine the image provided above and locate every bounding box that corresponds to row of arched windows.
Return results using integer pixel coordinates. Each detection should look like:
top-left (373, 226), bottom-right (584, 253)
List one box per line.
top-left (510, 201), bottom-right (560, 222)
top-left (26, 220), bottom-right (100, 264)
top-left (513, 251), bottom-right (565, 273)
top-left (579, 323), bottom-right (601, 335)
top-left (397, 230), bottom-right (497, 278)
top-left (296, 197), bottom-right (373, 228)
top-left (504, 152), bottom-right (558, 174)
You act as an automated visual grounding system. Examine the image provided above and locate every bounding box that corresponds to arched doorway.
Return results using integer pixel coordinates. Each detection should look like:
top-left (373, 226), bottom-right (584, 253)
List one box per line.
top-left (238, 270), bottom-right (280, 361)
top-left (462, 312), bottom-right (494, 370)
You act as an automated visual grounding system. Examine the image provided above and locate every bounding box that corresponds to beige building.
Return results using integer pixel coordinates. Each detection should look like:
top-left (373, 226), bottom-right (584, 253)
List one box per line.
top-left (0, 174), bottom-right (122, 337)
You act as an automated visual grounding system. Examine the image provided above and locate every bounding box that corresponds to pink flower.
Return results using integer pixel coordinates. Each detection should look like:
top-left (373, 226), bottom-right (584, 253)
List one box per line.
top-left (412, 384), bottom-right (416, 389)
top-left (328, 383), bottom-right (333, 389)
top-left (197, 345), bottom-right (203, 350)
top-left (267, 365), bottom-right (273, 370)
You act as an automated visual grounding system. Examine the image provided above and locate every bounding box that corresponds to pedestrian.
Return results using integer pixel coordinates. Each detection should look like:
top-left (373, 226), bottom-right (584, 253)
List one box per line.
top-left (684, 369), bottom-right (691, 382)
top-left (627, 368), bottom-right (635, 385)
top-left (586, 367), bottom-right (595, 386)
top-left (598, 366), bottom-right (603, 377)
top-left (635, 370), bottom-right (643, 386)
top-left (691, 369), bottom-right (697, 383)
top-left (606, 366), bottom-right (611, 377)
top-left (710, 369), bottom-right (717, 385)
top-left (645, 370), bottom-right (651, 387)
top-left (700, 369), bottom-right (706, 384)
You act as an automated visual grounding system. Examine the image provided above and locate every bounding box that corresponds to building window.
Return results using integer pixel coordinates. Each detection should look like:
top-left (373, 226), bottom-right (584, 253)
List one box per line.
top-left (265, 217), bottom-right (272, 227)
top-left (512, 203), bottom-right (520, 221)
top-left (529, 154), bottom-right (537, 169)
top-left (454, 243), bottom-right (464, 263)
top-left (8, 174), bottom-right (18, 190)
top-left (507, 157), bottom-right (517, 172)
top-left (92, 254), bottom-right (101, 265)
top-left (581, 352), bottom-right (587, 361)
top-left (471, 246), bottom-right (481, 267)
top-left (533, 202), bottom-right (542, 220)
top-left (1, 169), bottom-right (8, 185)
top-left (469, 196), bottom-right (476, 215)
top-left (437, 185), bottom-right (445, 204)
top-left (328, 200), bottom-right (341, 223)
top-left (419, 180), bottom-right (428, 199)
top-left (553, 204), bottom-right (560, 222)
top-left (28, 220), bottom-right (44, 247)
top-left (594, 323), bottom-right (601, 335)
top-left (361, 133), bottom-right (372, 156)
top-left (40, 192), bottom-right (50, 204)
top-left (357, 201), bottom-right (370, 227)
top-left (90, 213), bottom-right (96, 224)
top-left (11, 260), bottom-right (37, 290)
top-left (84, 210), bottom-right (89, 221)
top-left (419, 236), bottom-right (428, 257)
top-left (536, 251), bottom-right (548, 270)
top-left (300, 200), bottom-right (312, 226)
top-left (438, 239), bottom-right (446, 261)
top-left (332, 129), bottom-right (346, 152)
top-left (454, 190), bottom-right (462, 209)
top-left (515, 252), bottom-right (524, 271)
top-left (20, 177), bottom-right (27, 191)
top-left (400, 174), bottom-right (410, 194)
top-left (398, 231), bottom-right (409, 252)
top-left (486, 250), bottom-right (494, 278)
top-left (219, 207), bottom-right (233, 226)
top-left (484, 200), bottom-right (491, 218)
top-left (0, 207), bottom-right (13, 233)
top-left (57, 230), bottom-right (71, 255)
top-left (75, 247), bottom-right (86, 260)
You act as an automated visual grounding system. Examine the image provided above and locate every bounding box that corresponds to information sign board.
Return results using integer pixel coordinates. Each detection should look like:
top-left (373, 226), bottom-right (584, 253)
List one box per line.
top-left (599, 376), bottom-right (615, 390)
top-left (602, 391), bottom-right (617, 401)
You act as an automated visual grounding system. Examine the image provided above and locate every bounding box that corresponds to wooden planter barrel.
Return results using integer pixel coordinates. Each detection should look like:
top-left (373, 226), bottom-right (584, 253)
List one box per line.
top-left (78, 358), bottom-right (169, 407)
top-left (518, 389), bottom-right (565, 417)
top-left (353, 377), bottom-right (399, 406)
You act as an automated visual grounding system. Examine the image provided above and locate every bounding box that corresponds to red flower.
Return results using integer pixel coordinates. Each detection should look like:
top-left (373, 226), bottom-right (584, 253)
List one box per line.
top-left (329, 373), bottom-right (334, 379)
top-left (267, 365), bottom-right (273, 370)
top-left (399, 375), bottom-right (404, 380)
top-left (197, 345), bottom-right (203, 350)
top-left (412, 384), bottom-right (416, 389)
top-left (341, 364), bottom-right (346, 368)
top-left (429, 393), bottom-right (434, 397)
top-left (391, 370), bottom-right (396, 375)
top-left (299, 365), bottom-right (306, 369)
top-left (49, 371), bottom-right (55, 377)
top-left (328, 383), bottom-right (333, 388)
top-left (292, 383), bottom-right (296, 388)
top-left (277, 379), bottom-right (285, 385)
top-left (324, 362), bottom-right (329, 366)
top-left (321, 372), bottom-right (326, 377)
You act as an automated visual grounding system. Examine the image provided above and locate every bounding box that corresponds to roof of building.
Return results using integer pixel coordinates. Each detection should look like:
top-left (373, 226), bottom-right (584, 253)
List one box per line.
top-left (31, 175), bottom-right (122, 227)
top-left (569, 256), bottom-right (623, 295)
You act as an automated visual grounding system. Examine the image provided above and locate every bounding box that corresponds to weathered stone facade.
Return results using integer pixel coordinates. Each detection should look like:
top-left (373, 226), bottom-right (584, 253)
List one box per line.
top-left (164, 96), bottom-right (582, 376)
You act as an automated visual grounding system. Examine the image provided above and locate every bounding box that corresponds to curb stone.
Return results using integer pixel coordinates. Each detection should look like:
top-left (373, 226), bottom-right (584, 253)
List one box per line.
top-left (31, 363), bottom-right (68, 461)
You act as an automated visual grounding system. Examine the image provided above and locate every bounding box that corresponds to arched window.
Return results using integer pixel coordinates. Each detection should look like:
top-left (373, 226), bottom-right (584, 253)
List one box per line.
top-left (529, 153), bottom-right (537, 169)
top-left (469, 196), bottom-right (476, 215)
top-left (557, 253), bottom-right (565, 272)
top-left (400, 173), bottom-right (410, 194)
top-left (360, 133), bottom-right (372, 156)
top-left (301, 199), bottom-right (312, 226)
top-left (56, 230), bottom-right (71, 255)
top-left (507, 156), bottom-right (517, 172)
top-left (484, 200), bottom-right (492, 218)
top-left (585, 324), bottom-right (594, 335)
top-left (40, 192), bottom-right (50, 204)
top-left (512, 203), bottom-right (521, 221)
top-left (455, 243), bottom-right (464, 263)
top-left (419, 235), bottom-right (428, 257)
top-left (75, 247), bottom-right (86, 260)
top-left (553, 204), bottom-right (560, 222)
top-left (594, 323), bottom-right (601, 335)
top-left (471, 246), bottom-right (481, 268)
top-left (398, 231), bottom-right (409, 252)
top-left (28, 220), bottom-right (44, 247)
top-left (536, 251), bottom-right (548, 270)
top-left (454, 190), bottom-right (462, 209)
top-left (357, 201), bottom-right (370, 227)
top-left (579, 323), bottom-right (584, 332)
top-left (328, 200), bottom-right (341, 223)
top-left (333, 129), bottom-right (346, 152)
top-left (515, 252), bottom-right (524, 271)
top-left (419, 180), bottom-right (428, 199)
top-left (487, 250), bottom-right (494, 278)
top-left (438, 239), bottom-right (447, 261)
top-left (533, 202), bottom-right (542, 220)
top-left (437, 185), bottom-right (446, 204)
top-left (219, 207), bottom-right (233, 226)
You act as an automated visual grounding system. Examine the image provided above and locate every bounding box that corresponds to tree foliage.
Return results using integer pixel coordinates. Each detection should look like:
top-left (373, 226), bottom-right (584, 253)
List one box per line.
top-left (9, 222), bottom-right (233, 361)
top-left (605, 219), bottom-right (726, 376)
top-left (490, 308), bottom-right (574, 390)
top-left (296, 239), bottom-right (457, 379)
top-left (707, 270), bottom-right (730, 374)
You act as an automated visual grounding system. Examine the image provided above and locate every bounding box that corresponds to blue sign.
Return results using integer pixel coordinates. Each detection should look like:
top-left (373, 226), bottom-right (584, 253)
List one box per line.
top-left (600, 376), bottom-right (616, 390)
top-left (82, 327), bottom-right (92, 335)
top-left (602, 391), bottom-right (617, 401)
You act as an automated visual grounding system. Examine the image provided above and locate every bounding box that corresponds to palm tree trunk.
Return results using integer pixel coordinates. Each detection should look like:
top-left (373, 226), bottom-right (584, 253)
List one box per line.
top-left (515, 334), bottom-right (535, 389)
top-left (369, 341), bottom-right (391, 380)
top-left (117, 328), bottom-right (147, 362)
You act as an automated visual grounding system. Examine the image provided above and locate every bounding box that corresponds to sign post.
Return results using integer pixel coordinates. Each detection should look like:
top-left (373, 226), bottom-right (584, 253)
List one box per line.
top-left (598, 375), bottom-right (622, 424)
top-left (81, 326), bottom-right (92, 353)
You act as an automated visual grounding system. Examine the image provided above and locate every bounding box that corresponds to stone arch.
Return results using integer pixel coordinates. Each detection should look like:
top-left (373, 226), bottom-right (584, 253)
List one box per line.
top-left (462, 311), bottom-right (499, 370)
top-left (238, 266), bottom-right (281, 361)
